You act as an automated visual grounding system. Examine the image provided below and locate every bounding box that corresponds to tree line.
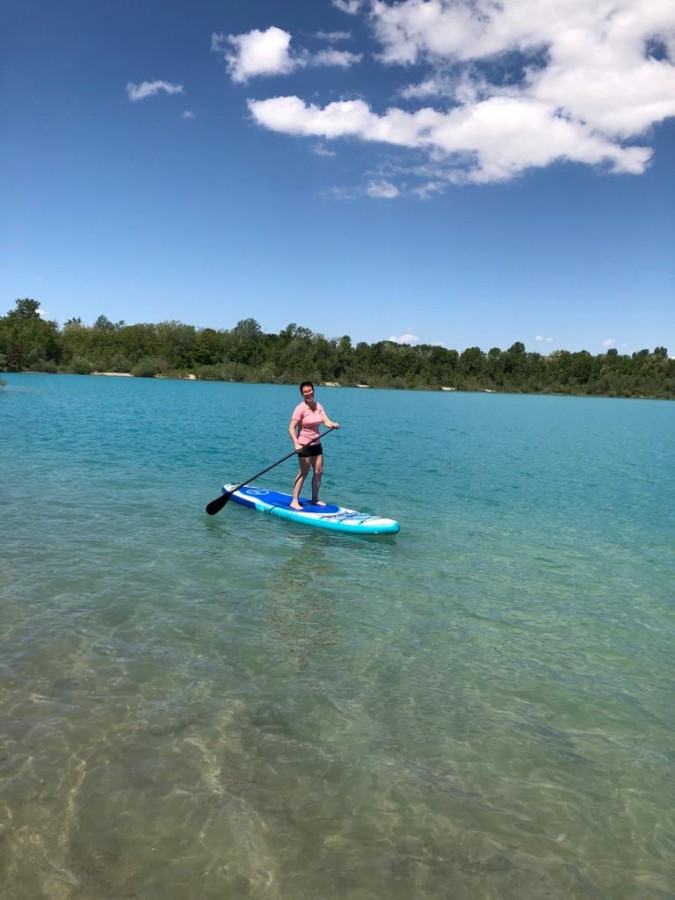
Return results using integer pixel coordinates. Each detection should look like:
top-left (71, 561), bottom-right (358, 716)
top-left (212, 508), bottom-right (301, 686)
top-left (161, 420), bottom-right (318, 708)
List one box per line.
top-left (1, 298), bottom-right (673, 399)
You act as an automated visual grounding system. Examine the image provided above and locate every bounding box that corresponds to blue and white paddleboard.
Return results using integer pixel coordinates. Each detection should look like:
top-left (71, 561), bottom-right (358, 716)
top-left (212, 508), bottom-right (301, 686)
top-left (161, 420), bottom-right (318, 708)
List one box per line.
top-left (222, 484), bottom-right (400, 535)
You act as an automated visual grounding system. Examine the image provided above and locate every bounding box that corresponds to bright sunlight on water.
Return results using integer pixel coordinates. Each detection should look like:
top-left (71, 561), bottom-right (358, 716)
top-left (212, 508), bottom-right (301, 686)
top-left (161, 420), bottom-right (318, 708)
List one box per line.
top-left (1, 374), bottom-right (674, 899)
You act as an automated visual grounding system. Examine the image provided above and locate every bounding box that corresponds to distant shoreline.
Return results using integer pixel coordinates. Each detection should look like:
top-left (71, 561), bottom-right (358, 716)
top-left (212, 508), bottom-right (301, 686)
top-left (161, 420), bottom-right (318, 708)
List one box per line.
top-left (4, 370), bottom-right (670, 400)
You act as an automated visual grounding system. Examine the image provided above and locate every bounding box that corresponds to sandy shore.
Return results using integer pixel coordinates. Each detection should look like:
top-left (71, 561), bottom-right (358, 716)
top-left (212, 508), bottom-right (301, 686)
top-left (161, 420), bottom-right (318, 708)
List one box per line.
top-left (94, 372), bottom-right (198, 380)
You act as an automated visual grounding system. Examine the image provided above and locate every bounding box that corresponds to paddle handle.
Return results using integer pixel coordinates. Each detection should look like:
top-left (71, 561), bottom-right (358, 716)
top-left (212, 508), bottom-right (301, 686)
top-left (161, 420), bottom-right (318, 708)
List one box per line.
top-left (205, 427), bottom-right (335, 516)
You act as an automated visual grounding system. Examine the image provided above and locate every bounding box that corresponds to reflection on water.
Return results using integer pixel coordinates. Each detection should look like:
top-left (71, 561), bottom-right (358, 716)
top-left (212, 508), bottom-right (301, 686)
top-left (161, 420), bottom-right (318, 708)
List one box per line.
top-left (1, 376), bottom-right (674, 898)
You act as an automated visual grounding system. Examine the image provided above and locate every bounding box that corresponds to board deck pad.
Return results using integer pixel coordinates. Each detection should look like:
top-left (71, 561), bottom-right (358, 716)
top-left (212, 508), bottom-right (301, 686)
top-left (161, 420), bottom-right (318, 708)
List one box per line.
top-left (223, 484), bottom-right (400, 535)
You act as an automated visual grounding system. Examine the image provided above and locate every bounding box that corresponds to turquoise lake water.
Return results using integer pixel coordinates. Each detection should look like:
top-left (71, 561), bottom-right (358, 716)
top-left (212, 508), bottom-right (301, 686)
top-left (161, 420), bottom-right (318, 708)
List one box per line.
top-left (1, 373), bottom-right (674, 899)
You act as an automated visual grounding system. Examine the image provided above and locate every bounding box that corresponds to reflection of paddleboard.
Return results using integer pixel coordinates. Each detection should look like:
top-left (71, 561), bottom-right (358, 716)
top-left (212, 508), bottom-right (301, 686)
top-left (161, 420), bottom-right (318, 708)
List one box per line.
top-left (222, 484), bottom-right (400, 535)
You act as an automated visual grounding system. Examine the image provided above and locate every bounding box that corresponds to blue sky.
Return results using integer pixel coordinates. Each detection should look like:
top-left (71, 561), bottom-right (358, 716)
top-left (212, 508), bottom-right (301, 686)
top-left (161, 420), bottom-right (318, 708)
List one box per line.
top-left (1, 0), bottom-right (673, 354)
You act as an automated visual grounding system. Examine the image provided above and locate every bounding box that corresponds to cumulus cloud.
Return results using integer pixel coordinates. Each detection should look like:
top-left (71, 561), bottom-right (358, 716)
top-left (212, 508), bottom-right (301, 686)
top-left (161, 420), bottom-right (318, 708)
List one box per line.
top-left (127, 80), bottom-right (184, 102)
top-left (242, 0), bottom-right (675, 189)
top-left (389, 333), bottom-right (420, 344)
top-left (602, 338), bottom-right (617, 348)
top-left (535, 335), bottom-right (554, 343)
top-left (182, 110), bottom-right (196, 119)
top-left (213, 27), bottom-right (297, 82)
top-left (248, 94), bottom-right (649, 183)
top-left (213, 26), bottom-right (360, 83)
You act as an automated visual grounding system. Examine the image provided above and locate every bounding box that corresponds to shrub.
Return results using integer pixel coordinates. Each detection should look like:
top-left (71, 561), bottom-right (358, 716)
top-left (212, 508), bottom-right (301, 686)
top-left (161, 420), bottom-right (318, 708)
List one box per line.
top-left (71, 356), bottom-right (94, 375)
top-left (131, 356), bottom-right (169, 377)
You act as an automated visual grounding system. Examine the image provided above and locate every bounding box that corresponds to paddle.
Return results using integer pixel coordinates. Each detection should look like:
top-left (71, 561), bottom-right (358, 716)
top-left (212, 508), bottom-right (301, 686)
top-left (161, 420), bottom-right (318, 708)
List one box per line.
top-left (205, 427), bottom-right (336, 516)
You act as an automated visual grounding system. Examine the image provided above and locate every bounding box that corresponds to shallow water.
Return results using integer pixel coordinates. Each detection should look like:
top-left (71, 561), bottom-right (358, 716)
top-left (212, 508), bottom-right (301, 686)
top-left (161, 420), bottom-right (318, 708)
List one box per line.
top-left (1, 374), bottom-right (674, 898)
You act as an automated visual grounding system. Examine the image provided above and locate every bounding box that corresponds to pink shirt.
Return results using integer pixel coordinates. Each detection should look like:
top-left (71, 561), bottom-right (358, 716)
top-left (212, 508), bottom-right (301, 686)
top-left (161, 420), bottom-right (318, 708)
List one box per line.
top-left (291, 400), bottom-right (325, 446)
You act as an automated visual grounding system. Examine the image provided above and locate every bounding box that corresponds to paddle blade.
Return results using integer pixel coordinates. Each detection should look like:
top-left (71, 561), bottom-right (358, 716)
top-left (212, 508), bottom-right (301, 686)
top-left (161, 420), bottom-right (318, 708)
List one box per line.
top-left (205, 490), bottom-right (232, 516)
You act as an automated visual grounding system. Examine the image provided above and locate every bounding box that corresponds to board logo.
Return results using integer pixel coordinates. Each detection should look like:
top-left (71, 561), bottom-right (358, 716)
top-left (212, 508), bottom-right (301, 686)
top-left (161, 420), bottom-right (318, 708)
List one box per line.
top-left (246, 488), bottom-right (270, 497)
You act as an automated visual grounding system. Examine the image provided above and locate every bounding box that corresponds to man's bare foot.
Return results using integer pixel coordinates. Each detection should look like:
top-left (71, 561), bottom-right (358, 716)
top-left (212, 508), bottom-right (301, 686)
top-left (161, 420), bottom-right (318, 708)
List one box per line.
top-left (290, 501), bottom-right (303, 510)
top-left (311, 500), bottom-right (327, 506)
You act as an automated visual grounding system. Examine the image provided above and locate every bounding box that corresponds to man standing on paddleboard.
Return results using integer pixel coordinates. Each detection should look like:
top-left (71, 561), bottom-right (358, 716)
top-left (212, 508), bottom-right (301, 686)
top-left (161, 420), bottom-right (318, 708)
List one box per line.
top-left (289, 381), bottom-right (340, 510)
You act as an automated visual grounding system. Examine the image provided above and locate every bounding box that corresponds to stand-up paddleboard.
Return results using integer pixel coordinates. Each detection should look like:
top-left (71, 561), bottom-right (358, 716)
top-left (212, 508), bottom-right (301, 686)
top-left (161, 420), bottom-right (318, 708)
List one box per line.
top-left (222, 484), bottom-right (400, 535)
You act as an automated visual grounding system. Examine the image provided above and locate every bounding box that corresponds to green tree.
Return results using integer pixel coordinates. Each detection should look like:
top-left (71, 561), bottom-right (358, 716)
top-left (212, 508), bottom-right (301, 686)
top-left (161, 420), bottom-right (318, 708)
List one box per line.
top-left (156, 321), bottom-right (196, 369)
top-left (194, 328), bottom-right (225, 366)
top-left (12, 298), bottom-right (42, 319)
top-left (0, 300), bottom-right (672, 396)
top-left (227, 318), bottom-right (266, 368)
top-left (93, 315), bottom-right (125, 332)
top-left (0, 298), bottom-right (60, 370)
top-left (459, 346), bottom-right (485, 378)
top-left (60, 319), bottom-right (93, 368)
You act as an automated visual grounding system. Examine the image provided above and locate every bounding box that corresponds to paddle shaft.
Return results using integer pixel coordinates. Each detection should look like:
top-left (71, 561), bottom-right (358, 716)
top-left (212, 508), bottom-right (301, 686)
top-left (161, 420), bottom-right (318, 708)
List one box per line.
top-left (205, 427), bottom-right (335, 516)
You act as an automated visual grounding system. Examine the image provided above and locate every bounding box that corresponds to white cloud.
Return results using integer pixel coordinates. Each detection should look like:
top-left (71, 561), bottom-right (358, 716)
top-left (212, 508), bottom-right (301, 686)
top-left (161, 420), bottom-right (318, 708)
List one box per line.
top-left (214, 26), bottom-right (361, 83)
top-left (182, 110), bottom-right (196, 119)
top-left (535, 335), bottom-right (554, 343)
top-left (389, 333), bottom-right (420, 344)
top-left (412, 180), bottom-right (448, 198)
top-left (248, 96), bottom-right (369, 137)
top-left (371, 0), bottom-right (675, 135)
top-left (312, 143), bottom-right (337, 157)
top-left (332, 0), bottom-right (364, 14)
top-left (248, 94), bottom-right (650, 183)
top-left (602, 338), bottom-right (617, 348)
top-left (242, 0), bottom-right (675, 188)
top-left (367, 180), bottom-right (400, 198)
top-left (127, 80), bottom-right (184, 102)
top-left (400, 77), bottom-right (453, 100)
top-left (312, 48), bottom-right (362, 68)
top-left (213, 27), bottom-right (298, 83)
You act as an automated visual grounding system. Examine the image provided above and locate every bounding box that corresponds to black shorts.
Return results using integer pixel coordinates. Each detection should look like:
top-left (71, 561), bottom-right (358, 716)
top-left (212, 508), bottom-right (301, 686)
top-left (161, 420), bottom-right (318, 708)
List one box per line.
top-left (298, 442), bottom-right (323, 458)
